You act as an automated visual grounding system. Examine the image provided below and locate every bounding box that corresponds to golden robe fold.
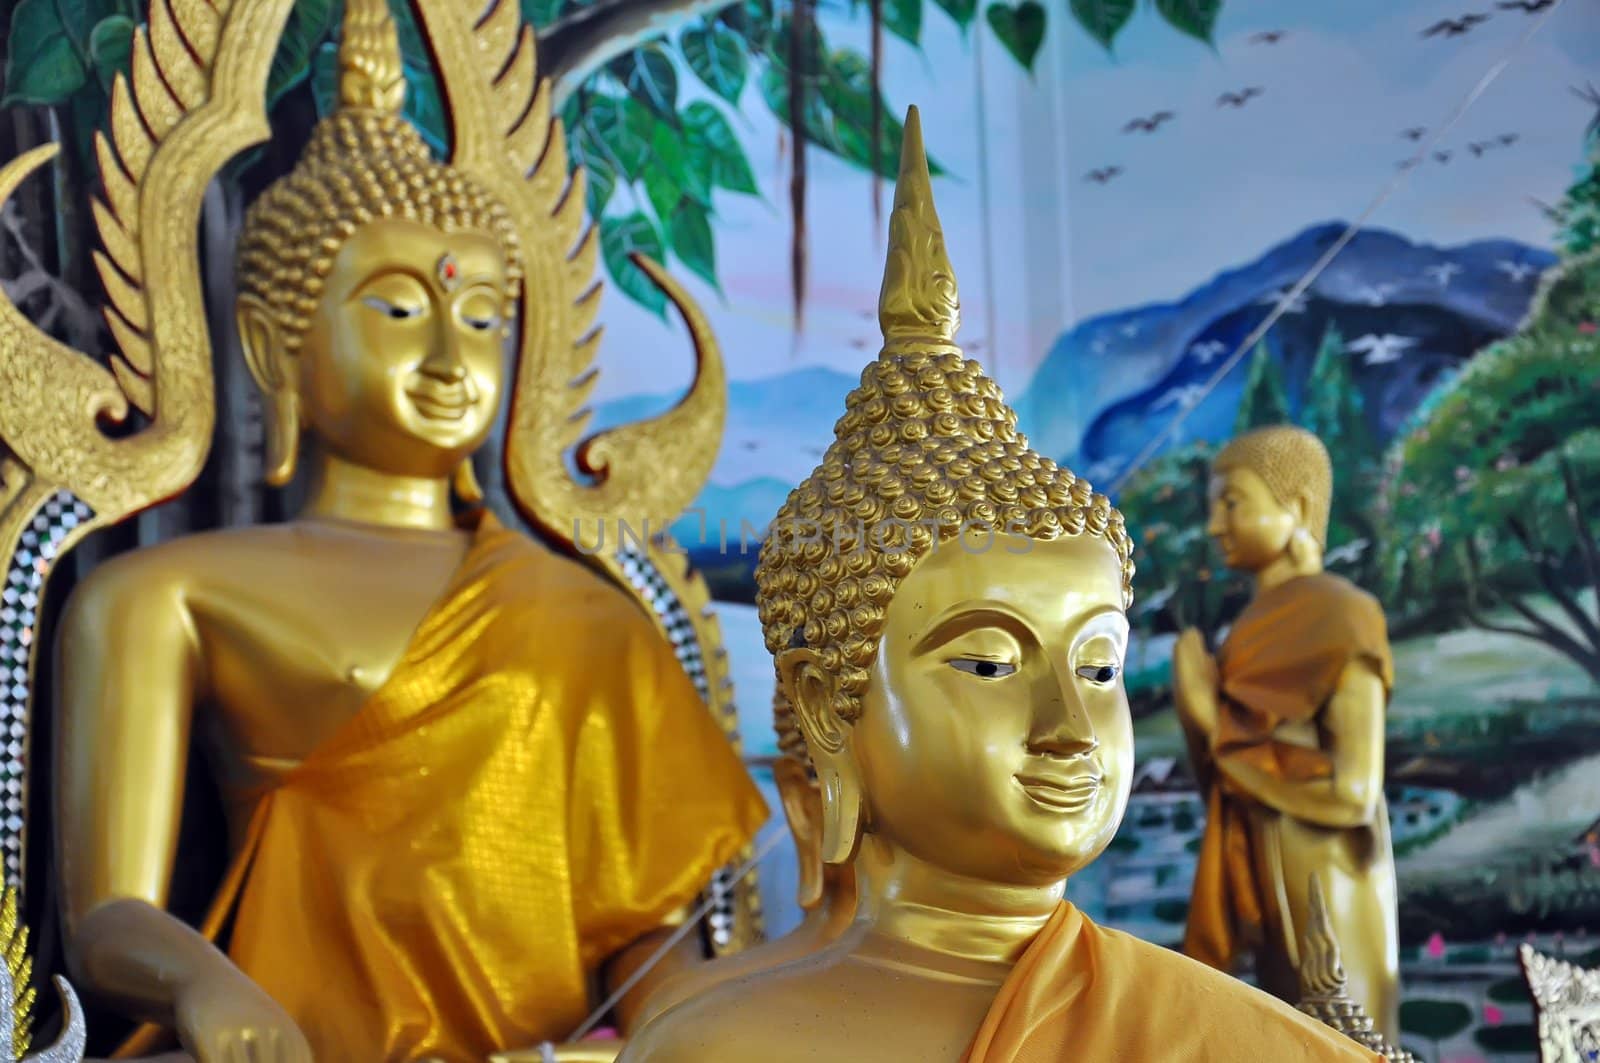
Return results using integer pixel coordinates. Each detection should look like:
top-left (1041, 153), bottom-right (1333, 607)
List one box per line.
top-left (117, 512), bottom-right (768, 1061)
top-left (965, 903), bottom-right (1381, 1061)
top-left (1184, 572), bottom-right (1393, 970)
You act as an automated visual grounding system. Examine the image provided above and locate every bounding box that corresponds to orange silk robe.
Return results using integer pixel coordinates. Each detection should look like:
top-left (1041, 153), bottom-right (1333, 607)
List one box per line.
top-left (118, 512), bottom-right (768, 1061)
top-left (1183, 572), bottom-right (1393, 971)
top-left (966, 903), bottom-right (1381, 1061)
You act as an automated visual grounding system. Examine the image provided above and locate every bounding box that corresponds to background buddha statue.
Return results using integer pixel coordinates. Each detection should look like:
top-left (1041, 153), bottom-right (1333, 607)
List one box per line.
top-left (45, 0), bottom-right (766, 1059)
top-left (1173, 424), bottom-right (1401, 1045)
top-left (621, 107), bottom-right (1380, 1063)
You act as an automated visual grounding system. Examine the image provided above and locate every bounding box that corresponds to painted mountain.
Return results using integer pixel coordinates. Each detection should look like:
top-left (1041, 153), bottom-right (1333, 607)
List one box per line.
top-left (587, 221), bottom-right (1557, 602)
top-left (1019, 221), bottom-right (1558, 486)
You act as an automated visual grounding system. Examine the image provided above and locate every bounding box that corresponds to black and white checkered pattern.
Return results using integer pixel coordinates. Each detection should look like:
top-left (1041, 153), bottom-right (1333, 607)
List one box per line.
top-left (1, 491), bottom-right (93, 884)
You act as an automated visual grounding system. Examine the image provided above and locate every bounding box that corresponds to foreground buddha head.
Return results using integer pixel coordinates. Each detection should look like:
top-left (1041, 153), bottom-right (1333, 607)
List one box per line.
top-left (1208, 425), bottom-right (1332, 573)
top-left (755, 108), bottom-right (1136, 890)
top-left (235, 0), bottom-right (522, 487)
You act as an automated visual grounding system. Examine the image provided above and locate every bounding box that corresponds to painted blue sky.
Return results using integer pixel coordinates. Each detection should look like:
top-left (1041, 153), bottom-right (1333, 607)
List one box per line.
top-left (580, 0), bottom-right (1597, 487)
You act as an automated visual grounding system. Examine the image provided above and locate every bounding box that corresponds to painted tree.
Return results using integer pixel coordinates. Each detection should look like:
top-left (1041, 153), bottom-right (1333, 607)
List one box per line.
top-left (1381, 288), bottom-right (1600, 687)
top-left (1299, 320), bottom-right (1380, 583)
top-left (1233, 339), bottom-right (1291, 434)
top-left (2, 0), bottom-right (1238, 323)
top-left (1558, 83), bottom-right (1600, 256)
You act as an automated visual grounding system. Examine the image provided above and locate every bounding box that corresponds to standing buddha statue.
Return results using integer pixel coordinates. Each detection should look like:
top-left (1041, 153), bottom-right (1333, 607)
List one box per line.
top-left (1173, 424), bottom-right (1401, 1045)
top-left (620, 106), bottom-right (1379, 1063)
top-left (0, 0), bottom-right (771, 1058)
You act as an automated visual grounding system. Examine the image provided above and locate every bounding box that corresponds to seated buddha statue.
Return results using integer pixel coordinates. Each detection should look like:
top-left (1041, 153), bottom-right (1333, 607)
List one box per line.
top-left (1172, 425), bottom-right (1400, 1044)
top-left (50, 1), bottom-right (767, 1059)
top-left (629, 689), bottom-right (860, 1030)
top-left (621, 106), bottom-right (1379, 1063)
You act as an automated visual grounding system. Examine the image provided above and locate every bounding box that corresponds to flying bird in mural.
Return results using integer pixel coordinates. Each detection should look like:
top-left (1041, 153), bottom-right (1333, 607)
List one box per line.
top-left (1496, 0), bottom-right (1555, 10)
top-left (1086, 166), bottom-right (1124, 184)
top-left (1401, 127), bottom-right (1427, 141)
top-left (1468, 141), bottom-right (1491, 157)
top-left (1498, 132), bottom-right (1520, 145)
top-left (1359, 283), bottom-right (1397, 306)
top-left (1122, 111), bottom-right (1175, 133)
top-left (1153, 384), bottom-right (1209, 411)
top-left (1496, 259), bottom-right (1537, 282)
top-left (1422, 13), bottom-right (1490, 36)
top-left (1397, 157), bottom-right (1421, 170)
top-left (1425, 262), bottom-right (1464, 287)
top-left (1435, 150), bottom-right (1453, 163)
top-left (1217, 87), bottom-right (1264, 108)
top-left (1346, 333), bottom-right (1418, 365)
top-left (1188, 339), bottom-right (1228, 362)
top-left (1257, 286), bottom-right (1309, 312)
top-left (1249, 30), bottom-right (1288, 44)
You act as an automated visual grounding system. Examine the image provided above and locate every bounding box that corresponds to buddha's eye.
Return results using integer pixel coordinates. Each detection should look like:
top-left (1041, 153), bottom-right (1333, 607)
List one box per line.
top-left (461, 313), bottom-right (500, 332)
top-left (362, 295), bottom-right (423, 320)
top-left (1076, 664), bottom-right (1120, 684)
top-left (949, 658), bottom-right (1016, 679)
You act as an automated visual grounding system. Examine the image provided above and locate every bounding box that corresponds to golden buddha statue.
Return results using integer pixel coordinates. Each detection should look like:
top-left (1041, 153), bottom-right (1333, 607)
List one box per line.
top-left (630, 689), bottom-right (860, 1029)
top-left (1173, 424), bottom-right (1400, 1045)
top-left (622, 107), bottom-right (1379, 1063)
top-left (0, 0), bottom-right (768, 1059)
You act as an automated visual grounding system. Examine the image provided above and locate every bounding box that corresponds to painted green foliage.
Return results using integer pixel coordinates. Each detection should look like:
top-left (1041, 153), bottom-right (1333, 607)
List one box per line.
top-left (1233, 340), bottom-right (1290, 434)
top-left (1382, 253), bottom-right (1600, 684)
top-left (1, 0), bottom-right (1232, 315)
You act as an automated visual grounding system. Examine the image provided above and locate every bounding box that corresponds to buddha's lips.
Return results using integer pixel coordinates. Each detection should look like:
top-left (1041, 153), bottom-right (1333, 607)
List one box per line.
top-left (1014, 772), bottom-right (1102, 811)
top-left (406, 385), bottom-right (475, 420)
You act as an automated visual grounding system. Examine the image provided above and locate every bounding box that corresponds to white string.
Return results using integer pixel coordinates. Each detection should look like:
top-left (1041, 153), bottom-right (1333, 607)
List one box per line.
top-left (545, 823), bottom-right (789, 1048)
top-left (1107, 0), bottom-right (1566, 494)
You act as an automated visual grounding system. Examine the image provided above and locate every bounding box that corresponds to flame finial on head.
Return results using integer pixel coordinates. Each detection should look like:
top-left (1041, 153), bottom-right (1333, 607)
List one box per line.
top-left (338, 0), bottom-right (406, 113)
top-left (878, 106), bottom-right (961, 354)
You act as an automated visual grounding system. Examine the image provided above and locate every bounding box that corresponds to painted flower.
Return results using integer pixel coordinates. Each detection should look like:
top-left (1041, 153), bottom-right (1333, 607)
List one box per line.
top-left (1426, 931), bottom-right (1446, 959)
top-left (1484, 1003), bottom-right (1504, 1025)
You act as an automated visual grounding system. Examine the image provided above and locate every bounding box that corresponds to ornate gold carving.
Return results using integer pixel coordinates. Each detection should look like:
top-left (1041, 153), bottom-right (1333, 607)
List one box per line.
top-left (1520, 943), bottom-right (1600, 1063)
top-left (337, 0), bottom-right (406, 113)
top-left (0, 0), bottom-right (296, 889)
top-left (1, 885), bottom-right (87, 1061)
top-left (878, 107), bottom-right (960, 354)
top-left (1296, 876), bottom-right (1416, 1061)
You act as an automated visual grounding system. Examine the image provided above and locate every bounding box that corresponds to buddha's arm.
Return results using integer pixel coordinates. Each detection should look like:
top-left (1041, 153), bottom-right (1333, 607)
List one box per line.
top-left (1215, 660), bottom-right (1386, 830)
top-left (604, 906), bottom-right (704, 1033)
top-left (54, 565), bottom-right (228, 1019)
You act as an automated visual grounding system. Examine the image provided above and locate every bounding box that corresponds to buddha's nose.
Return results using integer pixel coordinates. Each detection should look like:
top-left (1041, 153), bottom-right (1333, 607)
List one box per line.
top-left (418, 337), bottom-right (468, 384)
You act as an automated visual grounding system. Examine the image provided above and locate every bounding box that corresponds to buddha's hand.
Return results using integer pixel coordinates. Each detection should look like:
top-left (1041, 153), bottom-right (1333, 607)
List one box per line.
top-left (173, 964), bottom-right (313, 1063)
top-left (1172, 628), bottom-right (1219, 739)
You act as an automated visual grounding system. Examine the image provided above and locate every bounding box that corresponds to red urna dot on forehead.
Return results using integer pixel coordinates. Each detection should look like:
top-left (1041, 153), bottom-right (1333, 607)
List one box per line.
top-left (437, 252), bottom-right (460, 289)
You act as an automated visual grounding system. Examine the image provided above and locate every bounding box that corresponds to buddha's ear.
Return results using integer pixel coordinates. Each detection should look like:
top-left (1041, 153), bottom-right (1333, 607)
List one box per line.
top-left (773, 755), bottom-right (827, 911)
top-left (777, 648), bottom-right (863, 865)
top-left (236, 294), bottom-right (299, 486)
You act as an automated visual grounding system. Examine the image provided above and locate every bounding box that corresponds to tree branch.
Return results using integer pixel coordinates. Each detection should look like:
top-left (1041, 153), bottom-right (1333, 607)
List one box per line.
top-left (1461, 538), bottom-right (1600, 675)
top-left (539, 0), bottom-right (740, 110)
top-left (1505, 514), bottom-right (1600, 653)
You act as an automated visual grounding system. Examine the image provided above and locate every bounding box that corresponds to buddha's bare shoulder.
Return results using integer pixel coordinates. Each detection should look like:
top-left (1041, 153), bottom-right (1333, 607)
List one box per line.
top-left (58, 524), bottom-right (286, 619)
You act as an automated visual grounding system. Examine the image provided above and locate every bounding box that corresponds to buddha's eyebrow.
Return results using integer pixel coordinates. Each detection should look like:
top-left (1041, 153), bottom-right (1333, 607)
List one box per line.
top-left (910, 604), bottom-right (1027, 656)
top-left (1071, 608), bottom-right (1129, 648)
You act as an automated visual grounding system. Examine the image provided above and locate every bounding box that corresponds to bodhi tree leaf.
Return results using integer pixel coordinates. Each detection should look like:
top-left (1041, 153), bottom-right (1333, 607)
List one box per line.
top-left (88, 15), bottom-right (135, 87)
top-left (2, 0), bottom-right (92, 105)
top-left (670, 199), bottom-right (719, 292)
top-left (683, 101), bottom-right (758, 195)
top-left (932, 0), bottom-right (979, 33)
top-left (267, 0), bottom-right (336, 108)
top-left (680, 21), bottom-right (747, 105)
top-left (984, 2), bottom-right (1046, 72)
top-left (885, 0), bottom-right (922, 45)
top-left (1155, 0), bottom-right (1222, 45)
top-left (609, 43), bottom-right (678, 126)
top-left (600, 213), bottom-right (668, 317)
top-left (1069, 0), bottom-right (1134, 52)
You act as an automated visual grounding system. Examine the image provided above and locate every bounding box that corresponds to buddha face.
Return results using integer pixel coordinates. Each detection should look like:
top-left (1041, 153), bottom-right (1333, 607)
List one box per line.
top-left (847, 533), bottom-right (1132, 886)
top-left (248, 216), bottom-right (510, 479)
top-left (1207, 465), bottom-right (1300, 572)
